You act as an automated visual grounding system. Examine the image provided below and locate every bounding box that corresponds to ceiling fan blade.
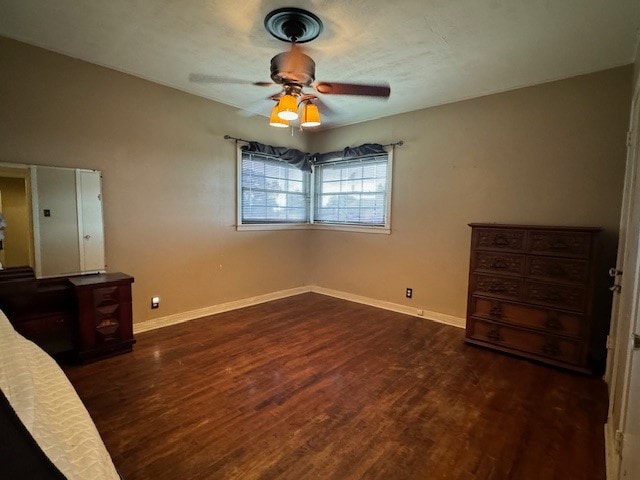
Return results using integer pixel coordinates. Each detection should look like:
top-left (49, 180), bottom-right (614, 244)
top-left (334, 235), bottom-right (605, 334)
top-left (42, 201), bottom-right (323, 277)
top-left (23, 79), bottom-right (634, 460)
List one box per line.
top-left (238, 91), bottom-right (284, 117)
top-left (188, 73), bottom-right (272, 87)
top-left (314, 82), bottom-right (390, 98)
top-left (312, 97), bottom-right (333, 115)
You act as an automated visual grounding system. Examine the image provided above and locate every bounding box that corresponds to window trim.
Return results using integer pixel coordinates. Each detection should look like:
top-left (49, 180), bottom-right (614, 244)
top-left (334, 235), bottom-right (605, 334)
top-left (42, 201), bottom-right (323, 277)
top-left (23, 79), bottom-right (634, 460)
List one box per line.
top-left (236, 146), bottom-right (392, 234)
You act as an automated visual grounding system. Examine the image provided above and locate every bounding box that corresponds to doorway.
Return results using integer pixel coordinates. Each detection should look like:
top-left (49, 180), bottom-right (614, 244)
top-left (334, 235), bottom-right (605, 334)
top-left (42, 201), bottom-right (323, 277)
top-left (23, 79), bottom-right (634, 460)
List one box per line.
top-left (0, 166), bottom-right (34, 270)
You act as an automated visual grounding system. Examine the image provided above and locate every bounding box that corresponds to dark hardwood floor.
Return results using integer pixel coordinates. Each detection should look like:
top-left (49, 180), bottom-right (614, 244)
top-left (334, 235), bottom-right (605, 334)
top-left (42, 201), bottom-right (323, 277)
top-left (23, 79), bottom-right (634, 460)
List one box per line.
top-left (64, 293), bottom-right (608, 480)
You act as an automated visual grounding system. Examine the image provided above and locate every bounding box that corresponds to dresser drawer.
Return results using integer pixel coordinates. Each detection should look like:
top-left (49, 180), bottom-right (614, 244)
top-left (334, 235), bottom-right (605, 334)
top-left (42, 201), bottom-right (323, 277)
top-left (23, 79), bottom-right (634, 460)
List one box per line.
top-left (14, 314), bottom-right (74, 354)
top-left (473, 274), bottom-right (523, 300)
top-left (16, 314), bottom-right (73, 337)
top-left (474, 228), bottom-right (526, 252)
top-left (474, 251), bottom-right (525, 276)
top-left (470, 296), bottom-right (583, 337)
top-left (527, 231), bottom-right (592, 258)
top-left (466, 317), bottom-right (582, 365)
top-left (524, 281), bottom-right (586, 311)
top-left (526, 256), bottom-right (589, 285)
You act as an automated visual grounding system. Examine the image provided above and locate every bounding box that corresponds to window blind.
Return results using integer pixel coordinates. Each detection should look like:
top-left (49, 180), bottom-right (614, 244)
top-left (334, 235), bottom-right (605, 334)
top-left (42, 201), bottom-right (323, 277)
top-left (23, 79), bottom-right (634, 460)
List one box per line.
top-left (241, 153), bottom-right (310, 223)
top-left (313, 155), bottom-right (389, 226)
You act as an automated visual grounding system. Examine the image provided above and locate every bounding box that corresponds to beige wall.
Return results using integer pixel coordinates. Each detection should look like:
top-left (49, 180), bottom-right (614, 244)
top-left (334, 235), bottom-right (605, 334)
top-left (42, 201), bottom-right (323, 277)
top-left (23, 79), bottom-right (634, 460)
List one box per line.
top-left (308, 66), bottom-right (632, 320)
top-left (0, 36), bottom-right (633, 326)
top-left (0, 36), bottom-right (312, 323)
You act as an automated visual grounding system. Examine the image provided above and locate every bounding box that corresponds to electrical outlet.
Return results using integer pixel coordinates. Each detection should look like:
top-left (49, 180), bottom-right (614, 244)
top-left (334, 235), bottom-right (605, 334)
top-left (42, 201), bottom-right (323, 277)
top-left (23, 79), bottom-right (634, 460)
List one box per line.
top-left (151, 296), bottom-right (160, 309)
top-left (406, 288), bottom-right (413, 299)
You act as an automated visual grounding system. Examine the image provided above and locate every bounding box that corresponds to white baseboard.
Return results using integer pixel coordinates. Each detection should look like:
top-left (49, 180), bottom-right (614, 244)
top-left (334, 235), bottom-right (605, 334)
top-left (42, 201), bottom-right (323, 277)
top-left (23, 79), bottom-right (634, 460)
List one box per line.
top-left (133, 286), bottom-right (311, 334)
top-left (310, 286), bottom-right (466, 329)
top-left (133, 284), bottom-right (466, 334)
top-left (605, 422), bottom-right (620, 480)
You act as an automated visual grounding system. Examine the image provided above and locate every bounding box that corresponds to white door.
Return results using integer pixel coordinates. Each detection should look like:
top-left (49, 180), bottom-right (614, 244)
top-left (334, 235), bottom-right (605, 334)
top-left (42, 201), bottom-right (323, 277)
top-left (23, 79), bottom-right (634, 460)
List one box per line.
top-left (76, 170), bottom-right (105, 273)
top-left (619, 104), bottom-right (640, 479)
top-left (610, 84), bottom-right (640, 479)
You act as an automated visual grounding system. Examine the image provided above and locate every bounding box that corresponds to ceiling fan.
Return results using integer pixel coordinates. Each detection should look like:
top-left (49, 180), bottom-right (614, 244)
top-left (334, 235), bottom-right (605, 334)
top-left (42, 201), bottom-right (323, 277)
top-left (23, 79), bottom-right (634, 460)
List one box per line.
top-left (189, 7), bottom-right (391, 128)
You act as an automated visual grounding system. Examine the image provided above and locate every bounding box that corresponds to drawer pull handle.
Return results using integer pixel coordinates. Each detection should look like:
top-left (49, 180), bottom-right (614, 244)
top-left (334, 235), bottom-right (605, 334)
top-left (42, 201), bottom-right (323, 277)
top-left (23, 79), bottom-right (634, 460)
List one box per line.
top-left (487, 329), bottom-right (501, 341)
top-left (541, 342), bottom-right (561, 356)
top-left (489, 304), bottom-right (503, 318)
top-left (547, 264), bottom-right (566, 276)
top-left (492, 235), bottom-right (509, 247)
top-left (544, 316), bottom-right (562, 331)
top-left (488, 283), bottom-right (506, 293)
top-left (490, 259), bottom-right (508, 269)
top-left (543, 290), bottom-right (563, 302)
top-left (549, 239), bottom-right (569, 250)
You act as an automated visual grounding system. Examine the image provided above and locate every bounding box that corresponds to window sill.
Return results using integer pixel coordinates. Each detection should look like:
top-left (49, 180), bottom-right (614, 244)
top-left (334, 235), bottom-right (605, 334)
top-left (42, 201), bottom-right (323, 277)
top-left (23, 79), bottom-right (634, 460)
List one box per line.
top-left (236, 223), bottom-right (390, 234)
top-left (236, 223), bottom-right (311, 232)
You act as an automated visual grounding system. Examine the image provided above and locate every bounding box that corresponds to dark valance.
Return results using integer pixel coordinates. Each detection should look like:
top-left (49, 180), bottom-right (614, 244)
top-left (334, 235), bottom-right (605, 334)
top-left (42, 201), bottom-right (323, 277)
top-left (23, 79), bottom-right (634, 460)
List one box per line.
top-left (241, 142), bottom-right (313, 172)
top-left (240, 141), bottom-right (388, 172)
top-left (312, 143), bottom-right (387, 165)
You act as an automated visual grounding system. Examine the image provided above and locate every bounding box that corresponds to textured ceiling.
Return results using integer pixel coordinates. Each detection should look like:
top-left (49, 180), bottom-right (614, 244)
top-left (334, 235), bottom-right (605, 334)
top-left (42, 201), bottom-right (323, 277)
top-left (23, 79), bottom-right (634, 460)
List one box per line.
top-left (1, 0), bottom-right (639, 129)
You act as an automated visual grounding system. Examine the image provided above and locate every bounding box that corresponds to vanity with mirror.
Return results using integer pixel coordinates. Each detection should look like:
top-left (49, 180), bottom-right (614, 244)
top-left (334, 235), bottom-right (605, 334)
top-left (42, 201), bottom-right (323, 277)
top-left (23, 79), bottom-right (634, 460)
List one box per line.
top-left (0, 163), bottom-right (135, 362)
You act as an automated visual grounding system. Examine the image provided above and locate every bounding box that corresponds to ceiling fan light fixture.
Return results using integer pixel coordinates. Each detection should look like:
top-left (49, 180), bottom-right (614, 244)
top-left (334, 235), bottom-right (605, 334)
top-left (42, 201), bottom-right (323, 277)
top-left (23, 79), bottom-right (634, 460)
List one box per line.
top-left (269, 104), bottom-right (289, 127)
top-left (277, 94), bottom-right (299, 120)
top-left (300, 102), bottom-right (321, 127)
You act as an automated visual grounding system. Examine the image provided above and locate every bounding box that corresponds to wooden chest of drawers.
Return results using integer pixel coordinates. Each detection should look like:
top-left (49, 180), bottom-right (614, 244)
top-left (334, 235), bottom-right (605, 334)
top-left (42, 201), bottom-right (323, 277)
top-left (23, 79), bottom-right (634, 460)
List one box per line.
top-left (465, 224), bottom-right (602, 373)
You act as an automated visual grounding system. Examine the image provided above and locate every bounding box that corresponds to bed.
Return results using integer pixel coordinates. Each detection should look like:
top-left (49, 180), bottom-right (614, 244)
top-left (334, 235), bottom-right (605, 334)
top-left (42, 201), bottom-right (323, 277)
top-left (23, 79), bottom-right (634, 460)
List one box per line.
top-left (0, 308), bottom-right (121, 479)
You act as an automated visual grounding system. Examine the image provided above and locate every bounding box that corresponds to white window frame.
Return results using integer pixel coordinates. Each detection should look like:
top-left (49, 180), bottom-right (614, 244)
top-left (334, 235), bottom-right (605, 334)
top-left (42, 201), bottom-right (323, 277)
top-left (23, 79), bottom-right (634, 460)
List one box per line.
top-left (236, 146), bottom-right (392, 234)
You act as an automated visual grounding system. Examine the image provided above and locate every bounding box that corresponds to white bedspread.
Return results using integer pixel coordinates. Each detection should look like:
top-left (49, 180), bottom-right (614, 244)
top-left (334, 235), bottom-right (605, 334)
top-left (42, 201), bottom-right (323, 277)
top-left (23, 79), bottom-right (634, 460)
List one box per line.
top-left (0, 310), bottom-right (120, 480)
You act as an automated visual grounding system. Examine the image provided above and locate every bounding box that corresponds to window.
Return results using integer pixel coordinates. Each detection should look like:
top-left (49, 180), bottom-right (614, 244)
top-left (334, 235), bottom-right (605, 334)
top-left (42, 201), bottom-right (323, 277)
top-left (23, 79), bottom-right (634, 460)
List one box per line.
top-left (239, 152), bottom-right (310, 224)
top-left (313, 155), bottom-right (390, 227)
top-left (237, 148), bottom-right (392, 233)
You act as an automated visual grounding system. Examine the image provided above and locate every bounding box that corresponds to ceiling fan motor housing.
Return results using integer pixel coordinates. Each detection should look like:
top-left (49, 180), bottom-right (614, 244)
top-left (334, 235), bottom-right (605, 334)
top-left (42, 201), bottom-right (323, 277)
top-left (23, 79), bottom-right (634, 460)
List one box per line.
top-left (270, 52), bottom-right (316, 86)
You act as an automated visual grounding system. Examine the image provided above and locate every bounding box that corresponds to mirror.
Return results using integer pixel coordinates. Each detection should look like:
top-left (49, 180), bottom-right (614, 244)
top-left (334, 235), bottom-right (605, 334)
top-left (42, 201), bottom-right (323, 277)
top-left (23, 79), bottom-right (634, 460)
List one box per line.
top-left (0, 163), bottom-right (105, 278)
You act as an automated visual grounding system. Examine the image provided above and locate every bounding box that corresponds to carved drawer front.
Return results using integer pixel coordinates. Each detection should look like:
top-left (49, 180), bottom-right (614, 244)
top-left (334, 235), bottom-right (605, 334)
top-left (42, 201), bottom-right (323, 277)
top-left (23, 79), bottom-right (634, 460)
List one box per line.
top-left (470, 296), bottom-right (582, 337)
top-left (473, 274), bottom-right (522, 300)
top-left (474, 252), bottom-right (525, 276)
top-left (526, 256), bottom-right (589, 285)
top-left (475, 228), bottom-right (526, 252)
top-left (524, 281), bottom-right (586, 311)
top-left (92, 286), bottom-right (123, 341)
top-left (467, 318), bottom-right (581, 365)
top-left (93, 285), bottom-right (120, 308)
top-left (527, 231), bottom-right (592, 258)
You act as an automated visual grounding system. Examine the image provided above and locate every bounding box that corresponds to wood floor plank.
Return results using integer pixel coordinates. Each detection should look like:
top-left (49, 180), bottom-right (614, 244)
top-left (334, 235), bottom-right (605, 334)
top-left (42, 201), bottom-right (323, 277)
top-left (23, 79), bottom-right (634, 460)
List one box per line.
top-left (64, 293), bottom-right (608, 479)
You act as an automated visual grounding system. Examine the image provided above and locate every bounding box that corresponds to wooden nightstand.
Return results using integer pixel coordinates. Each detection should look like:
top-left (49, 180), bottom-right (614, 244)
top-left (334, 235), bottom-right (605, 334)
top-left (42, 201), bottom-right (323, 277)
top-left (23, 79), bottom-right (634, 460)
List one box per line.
top-left (69, 272), bottom-right (135, 362)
